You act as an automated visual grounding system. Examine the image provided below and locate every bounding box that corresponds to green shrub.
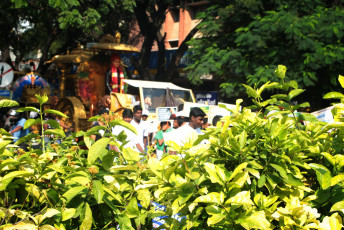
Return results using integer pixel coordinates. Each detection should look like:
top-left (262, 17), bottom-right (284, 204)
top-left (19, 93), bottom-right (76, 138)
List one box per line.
top-left (0, 66), bottom-right (343, 229)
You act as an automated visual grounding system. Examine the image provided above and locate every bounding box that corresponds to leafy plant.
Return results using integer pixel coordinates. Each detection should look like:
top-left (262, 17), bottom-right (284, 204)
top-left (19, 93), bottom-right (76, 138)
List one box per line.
top-left (1, 68), bottom-right (344, 229)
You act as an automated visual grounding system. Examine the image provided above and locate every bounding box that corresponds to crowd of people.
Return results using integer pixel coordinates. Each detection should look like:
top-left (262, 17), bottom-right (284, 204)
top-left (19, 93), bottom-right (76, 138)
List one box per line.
top-left (1, 97), bottom-right (223, 160)
top-left (89, 102), bottom-right (214, 159)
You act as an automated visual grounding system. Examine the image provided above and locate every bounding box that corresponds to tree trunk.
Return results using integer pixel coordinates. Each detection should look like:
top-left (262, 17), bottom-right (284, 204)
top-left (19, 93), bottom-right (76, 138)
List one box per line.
top-left (37, 33), bottom-right (55, 74)
top-left (132, 1), bottom-right (168, 80)
top-left (166, 26), bottom-right (199, 82)
top-left (155, 32), bottom-right (167, 81)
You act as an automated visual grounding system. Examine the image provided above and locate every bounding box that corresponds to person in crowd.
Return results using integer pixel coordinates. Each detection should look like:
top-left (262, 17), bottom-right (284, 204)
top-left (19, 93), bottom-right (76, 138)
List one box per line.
top-left (177, 107), bottom-right (206, 146)
top-left (142, 109), bottom-right (149, 121)
top-left (2, 111), bottom-right (11, 132)
top-left (112, 108), bottom-right (144, 153)
top-left (171, 116), bottom-right (179, 129)
top-left (8, 109), bottom-right (29, 142)
top-left (164, 116), bottom-right (187, 147)
top-left (141, 109), bottom-right (152, 148)
top-left (155, 121), bottom-right (172, 160)
top-left (212, 115), bottom-right (224, 127)
top-left (130, 105), bottom-right (147, 153)
top-left (91, 108), bottom-right (110, 141)
top-left (106, 53), bottom-right (124, 94)
top-left (97, 95), bottom-right (111, 114)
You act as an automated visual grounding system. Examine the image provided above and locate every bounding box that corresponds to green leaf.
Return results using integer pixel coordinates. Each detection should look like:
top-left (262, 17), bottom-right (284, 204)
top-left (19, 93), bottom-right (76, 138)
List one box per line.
top-left (62, 186), bottom-right (88, 203)
top-left (207, 213), bottom-right (226, 226)
top-left (239, 130), bottom-right (247, 150)
top-left (24, 118), bottom-right (41, 130)
top-left (243, 84), bottom-right (258, 99)
top-left (0, 99), bottom-right (19, 108)
top-left (123, 147), bottom-right (140, 162)
top-left (324, 92), bottom-right (344, 100)
top-left (148, 158), bottom-right (163, 178)
top-left (204, 163), bottom-right (229, 185)
top-left (236, 210), bottom-right (270, 229)
top-left (330, 200), bottom-right (344, 214)
top-left (298, 113), bottom-right (318, 122)
top-left (194, 192), bottom-right (225, 205)
top-left (102, 154), bottom-right (115, 170)
top-left (16, 107), bottom-right (39, 113)
top-left (271, 94), bottom-right (289, 101)
top-left (225, 191), bottom-right (254, 206)
top-left (258, 174), bottom-right (266, 188)
top-left (0, 171), bottom-right (33, 191)
top-left (92, 180), bottom-right (104, 204)
top-left (270, 164), bottom-right (287, 179)
top-left (309, 163), bottom-right (332, 190)
top-left (275, 65), bottom-right (286, 79)
top-left (110, 120), bottom-right (137, 135)
top-left (0, 141), bottom-right (11, 151)
top-left (88, 138), bottom-right (110, 164)
top-left (137, 189), bottom-right (151, 209)
top-left (339, 75), bottom-right (344, 88)
top-left (104, 188), bottom-right (124, 205)
top-left (44, 119), bottom-right (61, 129)
top-left (44, 109), bottom-right (68, 118)
top-left (47, 165), bottom-right (66, 174)
top-left (45, 129), bottom-right (66, 137)
top-left (37, 209), bottom-right (60, 225)
top-left (257, 81), bottom-right (271, 97)
top-left (80, 203), bottom-right (92, 230)
top-left (229, 162), bottom-right (248, 181)
top-left (288, 89), bottom-right (305, 100)
top-left (283, 174), bottom-right (304, 187)
top-left (35, 94), bottom-right (49, 105)
top-left (331, 175), bottom-right (344, 187)
top-left (116, 214), bottom-right (135, 230)
top-left (62, 208), bottom-right (76, 221)
top-left (126, 197), bottom-right (140, 218)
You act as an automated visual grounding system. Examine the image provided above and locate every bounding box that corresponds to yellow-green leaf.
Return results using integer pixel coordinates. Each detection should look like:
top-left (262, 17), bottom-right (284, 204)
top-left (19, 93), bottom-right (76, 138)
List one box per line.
top-left (62, 208), bottom-right (76, 221)
top-left (236, 210), bottom-right (271, 229)
top-left (87, 138), bottom-right (110, 164)
top-left (92, 180), bottom-right (104, 204)
top-left (194, 192), bottom-right (225, 205)
top-left (123, 147), bottom-right (140, 162)
top-left (80, 203), bottom-right (92, 230)
top-left (331, 175), bottom-right (344, 186)
top-left (331, 201), bottom-right (344, 214)
top-left (225, 191), bottom-right (254, 206)
top-left (137, 189), bottom-right (151, 209)
top-left (229, 162), bottom-right (248, 181)
top-left (338, 75), bottom-right (344, 88)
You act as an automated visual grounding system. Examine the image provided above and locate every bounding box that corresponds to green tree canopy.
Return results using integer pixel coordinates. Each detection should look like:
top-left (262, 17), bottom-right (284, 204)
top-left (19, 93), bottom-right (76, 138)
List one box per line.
top-left (2, 0), bottom-right (136, 71)
top-left (186, 0), bottom-right (344, 109)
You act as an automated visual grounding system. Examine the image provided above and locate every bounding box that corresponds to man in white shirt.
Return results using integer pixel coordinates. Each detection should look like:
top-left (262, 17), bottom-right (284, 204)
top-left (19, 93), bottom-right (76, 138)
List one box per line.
top-left (166, 108), bottom-right (206, 147)
top-left (130, 105), bottom-right (147, 151)
top-left (112, 108), bottom-right (144, 153)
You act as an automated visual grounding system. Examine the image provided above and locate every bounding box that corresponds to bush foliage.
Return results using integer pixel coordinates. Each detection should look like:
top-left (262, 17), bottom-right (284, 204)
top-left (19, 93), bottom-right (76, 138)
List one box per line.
top-left (1, 66), bottom-right (344, 229)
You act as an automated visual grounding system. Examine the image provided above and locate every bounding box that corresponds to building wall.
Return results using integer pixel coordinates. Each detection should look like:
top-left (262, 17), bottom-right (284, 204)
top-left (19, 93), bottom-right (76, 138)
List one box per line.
top-left (128, 1), bottom-right (207, 51)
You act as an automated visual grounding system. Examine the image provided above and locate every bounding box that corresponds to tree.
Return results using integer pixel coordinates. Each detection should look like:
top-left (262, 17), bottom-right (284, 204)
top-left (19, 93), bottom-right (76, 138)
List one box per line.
top-left (131, 0), bottom-right (200, 81)
top-left (1, 0), bottom-right (136, 73)
top-left (186, 0), bottom-right (344, 109)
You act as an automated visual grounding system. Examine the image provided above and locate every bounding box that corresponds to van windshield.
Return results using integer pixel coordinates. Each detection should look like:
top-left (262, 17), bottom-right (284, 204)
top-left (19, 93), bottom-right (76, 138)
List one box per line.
top-left (142, 88), bottom-right (193, 113)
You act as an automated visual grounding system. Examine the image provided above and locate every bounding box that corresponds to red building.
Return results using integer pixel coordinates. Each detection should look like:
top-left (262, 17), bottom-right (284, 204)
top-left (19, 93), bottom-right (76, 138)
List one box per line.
top-left (128, 1), bottom-right (208, 52)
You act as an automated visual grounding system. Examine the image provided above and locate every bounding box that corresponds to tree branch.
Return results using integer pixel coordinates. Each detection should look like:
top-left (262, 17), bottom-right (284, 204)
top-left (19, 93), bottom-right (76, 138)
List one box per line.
top-left (166, 25), bottom-right (200, 81)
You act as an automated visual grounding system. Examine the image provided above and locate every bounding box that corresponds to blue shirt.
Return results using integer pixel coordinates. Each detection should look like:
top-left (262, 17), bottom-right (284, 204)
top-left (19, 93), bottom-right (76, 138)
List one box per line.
top-left (11, 118), bottom-right (29, 141)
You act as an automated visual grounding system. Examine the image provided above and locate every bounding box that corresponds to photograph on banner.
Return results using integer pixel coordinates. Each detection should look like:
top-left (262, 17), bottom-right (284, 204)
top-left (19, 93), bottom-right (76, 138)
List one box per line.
top-left (156, 107), bottom-right (177, 121)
